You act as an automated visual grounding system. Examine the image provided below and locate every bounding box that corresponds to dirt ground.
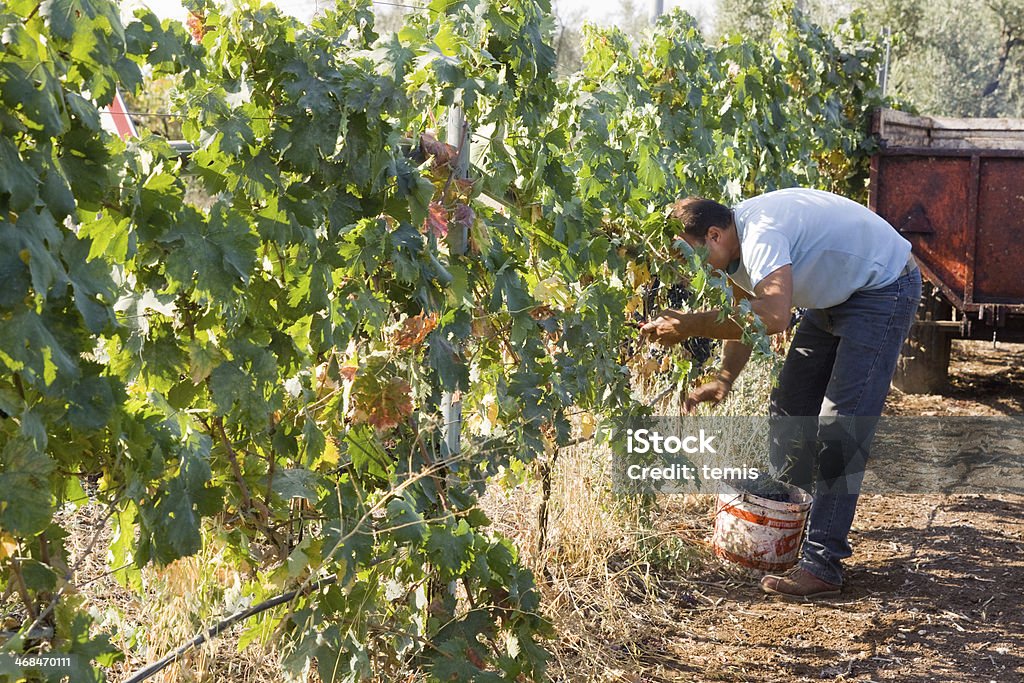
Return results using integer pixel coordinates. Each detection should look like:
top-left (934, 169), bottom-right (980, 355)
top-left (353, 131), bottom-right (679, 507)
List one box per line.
top-left (885, 340), bottom-right (1024, 416)
top-left (598, 340), bottom-right (1024, 682)
top-left (618, 492), bottom-right (1024, 683)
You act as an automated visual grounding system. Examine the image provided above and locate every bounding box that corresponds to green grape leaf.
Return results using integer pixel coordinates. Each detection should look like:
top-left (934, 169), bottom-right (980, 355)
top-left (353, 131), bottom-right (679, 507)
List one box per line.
top-left (0, 225), bottom-right (31, 308)
top-left (132, 428), bottom-right (218, 565)
top-left (209, 341), bottom-right (279, 432)
top-left (425, 519), bottom-right (475, 574)
top-left (109, 506), bottom-right (143, 591)
top-left (0, 137), bottom-right (39, 213)
top-left (66, 375), bottom-right (115, 430)
top-left (0, 308), bottom-right (80, 388)
top-left (272, 468), bottom-right (319, 502)
top-left (54, 594), bottom-right (123, 676)
top-left (385, 497), bottom-right (426, 544)
top-left (0, 437), bottom-right (55, 536)
top-left (79, 210), bottom-right (132, 263)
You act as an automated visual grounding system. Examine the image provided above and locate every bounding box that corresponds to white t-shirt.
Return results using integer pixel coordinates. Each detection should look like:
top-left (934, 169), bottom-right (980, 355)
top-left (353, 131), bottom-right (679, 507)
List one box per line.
top-left (727, 188), bottom-right (912, 309)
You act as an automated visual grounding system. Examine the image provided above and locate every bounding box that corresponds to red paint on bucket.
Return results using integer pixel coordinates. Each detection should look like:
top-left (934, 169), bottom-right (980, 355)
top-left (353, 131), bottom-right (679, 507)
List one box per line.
top-left (713, 545), bottom-right (801, 572)
top-left (712, 482), bottom-right (813, 573)
top-left (717, 501), bottom-right (806, 530)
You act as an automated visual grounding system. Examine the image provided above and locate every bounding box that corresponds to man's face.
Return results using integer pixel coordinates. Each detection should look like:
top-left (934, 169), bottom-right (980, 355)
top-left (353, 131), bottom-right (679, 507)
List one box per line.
top-left (680, 227), bottom-right (734, 272)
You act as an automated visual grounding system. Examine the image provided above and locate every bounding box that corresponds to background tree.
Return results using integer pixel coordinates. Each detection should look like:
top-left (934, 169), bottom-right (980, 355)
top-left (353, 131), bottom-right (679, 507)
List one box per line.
top-left (717, 0), bottom-right (1024, 117)
top-left (904, 0), bottom-right (1024, 116)
top-left (552, 0), bottom-right (715, 76)
top-left (713, 0), bottom-right (778, 42)
top-left (552, 1), bottom-right (587, 75)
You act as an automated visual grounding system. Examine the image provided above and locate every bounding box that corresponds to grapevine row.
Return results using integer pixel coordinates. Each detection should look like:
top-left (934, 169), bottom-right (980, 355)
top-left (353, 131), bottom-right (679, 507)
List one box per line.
top-left (0, 0), bottom-right (885, 680)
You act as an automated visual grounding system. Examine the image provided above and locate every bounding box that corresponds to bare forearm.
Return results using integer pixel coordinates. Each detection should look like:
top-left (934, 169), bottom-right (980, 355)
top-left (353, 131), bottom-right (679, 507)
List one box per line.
top-left (683, 310), bottom-right (744, 340)
top-left (640, 274), bottom-right (791, 347)
top-left (716, 340), bottom-right (752, 385)
top-left (682, 339), bottom-right (751, 413)
top-left (670, 297), bottom-right (789, 340)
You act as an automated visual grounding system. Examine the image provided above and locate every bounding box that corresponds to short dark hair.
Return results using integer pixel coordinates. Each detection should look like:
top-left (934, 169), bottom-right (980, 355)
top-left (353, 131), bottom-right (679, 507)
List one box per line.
top-left (668, 197), bottom-right (733, 239)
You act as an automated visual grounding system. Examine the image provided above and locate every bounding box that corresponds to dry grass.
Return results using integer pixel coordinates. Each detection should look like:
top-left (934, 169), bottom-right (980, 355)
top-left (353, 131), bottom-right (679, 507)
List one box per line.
top-left (57, 504), bottom-right (286, 683)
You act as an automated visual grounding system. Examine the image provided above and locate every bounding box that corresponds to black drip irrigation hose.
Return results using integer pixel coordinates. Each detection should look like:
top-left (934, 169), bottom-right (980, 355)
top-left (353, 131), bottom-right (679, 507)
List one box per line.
top-left (122, 576), bottom-right (337, 683)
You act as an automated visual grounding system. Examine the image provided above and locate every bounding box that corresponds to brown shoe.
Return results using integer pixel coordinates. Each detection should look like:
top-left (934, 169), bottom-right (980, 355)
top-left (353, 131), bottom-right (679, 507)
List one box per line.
top-left (761, 566), bottom-right (841, 600)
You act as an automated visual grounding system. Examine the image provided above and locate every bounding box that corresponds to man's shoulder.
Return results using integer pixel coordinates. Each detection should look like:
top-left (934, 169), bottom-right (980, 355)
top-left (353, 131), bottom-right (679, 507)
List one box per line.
top-left (736, 187), bottom-right (843, 210)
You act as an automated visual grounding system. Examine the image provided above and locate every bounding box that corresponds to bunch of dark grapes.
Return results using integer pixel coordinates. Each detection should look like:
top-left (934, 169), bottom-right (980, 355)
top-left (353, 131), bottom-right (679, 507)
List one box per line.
top-left (682, 336), bottom-right (716, 367)
top-left (624, 280), bottom-right (719, 370)
top-left (665, 283), bottom-right (689, 309)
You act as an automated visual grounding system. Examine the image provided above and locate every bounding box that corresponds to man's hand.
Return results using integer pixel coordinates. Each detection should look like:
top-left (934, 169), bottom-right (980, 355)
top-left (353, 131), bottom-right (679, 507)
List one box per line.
top-left (683, 379), bottom-right (731, 414)
top-left (639, 309), bottom-right (689, 347)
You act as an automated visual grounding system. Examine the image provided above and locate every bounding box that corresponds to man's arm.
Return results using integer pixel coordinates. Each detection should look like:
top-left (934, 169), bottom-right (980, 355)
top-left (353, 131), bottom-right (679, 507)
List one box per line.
top-left (683, 339), bottom-right (752, 413)
top-left (640, 265), bottom-right (793, 343)
top-left (716, 338), bottom-right (753, 386)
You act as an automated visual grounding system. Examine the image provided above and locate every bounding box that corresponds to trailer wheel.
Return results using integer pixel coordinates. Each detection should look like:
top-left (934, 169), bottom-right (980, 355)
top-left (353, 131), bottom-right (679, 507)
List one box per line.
top-left (894, 283), bottom-right (957, 394)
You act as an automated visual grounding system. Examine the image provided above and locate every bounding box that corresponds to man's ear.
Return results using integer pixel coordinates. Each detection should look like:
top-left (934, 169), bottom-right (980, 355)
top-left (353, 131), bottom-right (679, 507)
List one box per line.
top-left (706, 225), bottom-right (723, 243)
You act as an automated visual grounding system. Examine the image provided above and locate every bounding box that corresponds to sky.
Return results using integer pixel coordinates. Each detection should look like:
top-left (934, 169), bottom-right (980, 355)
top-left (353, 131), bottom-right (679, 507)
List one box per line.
top-left (134, 0), bottom-right (716, 30)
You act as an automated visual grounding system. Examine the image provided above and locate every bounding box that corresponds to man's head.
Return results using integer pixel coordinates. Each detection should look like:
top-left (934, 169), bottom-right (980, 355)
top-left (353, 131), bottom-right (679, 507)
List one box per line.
top-left (668, 197), bottom-right (740, 271)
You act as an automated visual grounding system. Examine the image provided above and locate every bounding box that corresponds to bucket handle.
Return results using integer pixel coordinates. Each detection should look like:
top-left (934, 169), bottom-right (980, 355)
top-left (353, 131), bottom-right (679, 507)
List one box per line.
top-left (714, 493), bottom-right (744, 518)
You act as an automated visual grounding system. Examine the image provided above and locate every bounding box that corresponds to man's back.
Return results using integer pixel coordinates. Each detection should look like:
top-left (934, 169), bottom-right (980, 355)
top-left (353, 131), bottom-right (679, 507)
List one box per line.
top-left (729, 187), bottom-right (912, 309)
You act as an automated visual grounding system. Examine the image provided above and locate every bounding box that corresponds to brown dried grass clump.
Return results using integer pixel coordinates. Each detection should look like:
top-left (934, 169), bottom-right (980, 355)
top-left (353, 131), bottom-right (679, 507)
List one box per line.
top-left (61, 504), bottom-right (285, 683)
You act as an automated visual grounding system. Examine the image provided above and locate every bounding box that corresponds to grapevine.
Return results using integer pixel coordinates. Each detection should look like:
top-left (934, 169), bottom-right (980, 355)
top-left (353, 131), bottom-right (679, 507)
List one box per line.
top-left (0, 0), bottom-right (885, 680)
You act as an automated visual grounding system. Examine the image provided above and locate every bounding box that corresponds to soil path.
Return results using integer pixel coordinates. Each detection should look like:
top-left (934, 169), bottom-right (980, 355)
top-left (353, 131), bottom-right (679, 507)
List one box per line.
top-left (638, 493), bottom-right (1023, 682)
top-left (633, 341), bottom-right (1024, 682)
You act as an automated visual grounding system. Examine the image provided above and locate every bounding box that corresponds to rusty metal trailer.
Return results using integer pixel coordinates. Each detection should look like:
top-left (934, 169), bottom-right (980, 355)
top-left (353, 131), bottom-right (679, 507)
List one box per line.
top-left (869, 108), bottom-right (1024, 393)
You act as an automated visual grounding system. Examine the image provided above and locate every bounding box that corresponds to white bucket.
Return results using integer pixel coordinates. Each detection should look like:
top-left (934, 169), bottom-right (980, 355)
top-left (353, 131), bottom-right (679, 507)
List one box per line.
top-left (712, 481), bottom-right (813, 573)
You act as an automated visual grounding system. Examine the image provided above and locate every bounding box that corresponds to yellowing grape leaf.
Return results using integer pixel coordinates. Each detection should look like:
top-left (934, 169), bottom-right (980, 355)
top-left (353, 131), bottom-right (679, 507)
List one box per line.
top-left (0, 533), bottom-right (18, 562)
top-left (627, 261), bottom-right (650, 289)
top-left (320, 437), bottom-right (340, 466)
top-left (580, 412), bottom-right (595, 440)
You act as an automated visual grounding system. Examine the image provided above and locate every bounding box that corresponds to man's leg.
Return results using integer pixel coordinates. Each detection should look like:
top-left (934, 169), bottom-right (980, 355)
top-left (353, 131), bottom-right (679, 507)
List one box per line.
top-left (768, 309), bottom-right (838, 491)
top-left (762, 310), bottom-right (844, 598)
top-left (797, 271), bottom-right (922, 586)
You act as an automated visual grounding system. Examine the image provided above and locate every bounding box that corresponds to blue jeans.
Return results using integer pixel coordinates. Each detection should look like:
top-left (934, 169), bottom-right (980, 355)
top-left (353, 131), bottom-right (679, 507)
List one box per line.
top-left (768, 267), bottom-right (922, 585)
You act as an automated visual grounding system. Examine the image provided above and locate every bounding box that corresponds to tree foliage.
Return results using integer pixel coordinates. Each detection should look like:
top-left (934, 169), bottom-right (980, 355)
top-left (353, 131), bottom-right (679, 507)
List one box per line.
top-left (0, 0), bottom-right (884, 680)
top-left (872, 0), bottom-right (1024, 117)
top-left (718, 0), bottom-right (1024, 117)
